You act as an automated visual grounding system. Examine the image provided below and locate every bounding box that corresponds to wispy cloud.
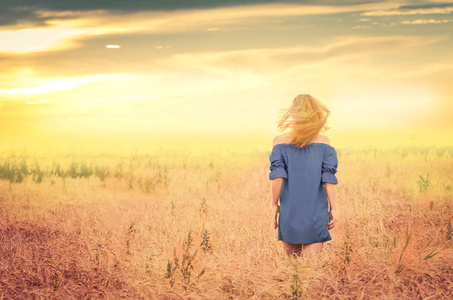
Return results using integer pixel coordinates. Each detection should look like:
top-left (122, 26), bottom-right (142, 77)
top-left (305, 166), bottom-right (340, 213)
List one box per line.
top-left (153, 35), bottom-right (445, 74)
top-left (351, 25), bottom-right (370, 29)
top-left (401, 19), bottom-right (452, 24)
top-left (361, 4), bottom-right (453, 16)
top-left (0, 74), bottom-right (136, 95)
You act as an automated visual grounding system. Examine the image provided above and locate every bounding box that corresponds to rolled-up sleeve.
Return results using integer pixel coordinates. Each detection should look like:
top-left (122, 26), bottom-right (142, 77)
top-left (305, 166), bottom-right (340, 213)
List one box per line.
top-left (321, 146), bottom-right (338, 184)
top-left (269, 146), bottom-right (288, 180)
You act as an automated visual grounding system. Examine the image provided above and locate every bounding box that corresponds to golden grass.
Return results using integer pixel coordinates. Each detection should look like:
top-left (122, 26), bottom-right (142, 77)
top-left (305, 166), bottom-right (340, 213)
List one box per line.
top-left (0, 146), bottom-right (452, 299)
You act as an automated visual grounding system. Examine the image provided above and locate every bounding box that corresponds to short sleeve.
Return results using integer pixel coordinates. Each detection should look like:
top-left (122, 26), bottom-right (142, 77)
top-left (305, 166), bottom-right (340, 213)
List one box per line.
top-left (321, 146), bottom-right (338, 184)
top-left (269, 146), bottom-right (288, 180)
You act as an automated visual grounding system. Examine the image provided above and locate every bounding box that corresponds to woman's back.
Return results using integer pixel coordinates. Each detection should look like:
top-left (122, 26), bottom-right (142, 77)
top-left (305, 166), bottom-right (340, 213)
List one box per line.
top-left (269, 137), bottom-right (338, 244)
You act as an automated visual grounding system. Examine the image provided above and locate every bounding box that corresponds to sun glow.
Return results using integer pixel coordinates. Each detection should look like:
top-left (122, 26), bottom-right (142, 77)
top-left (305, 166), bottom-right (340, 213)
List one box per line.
top-left (0, 74), bottom-right (137, 95)
top-left (0, 28), bottom-right (88, 53)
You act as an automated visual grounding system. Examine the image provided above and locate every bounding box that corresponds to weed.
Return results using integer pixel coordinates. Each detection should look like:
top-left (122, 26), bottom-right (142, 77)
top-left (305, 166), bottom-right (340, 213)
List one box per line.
top-left (137, 170), bottom-right (166, 194)
top-left (321, 259), bottom-right (331, 268)
top-left (165, 230), bottom-right (205, 290)
top-left (206, 171), bottom-right (221, 188)
top-left (200, 229), bottom-right (212, 253)
top-left (159, 167), bottom-right (169, 189)
top-left (199, 197), bottom-right (208, 217)
top-left (52, 161), bottom-right (61, 177)
top-left (19, 158), bottom-right (29, 175)
top-left (32, 165), bottom-right (44, 184)
top-left (14, 167), bottom-right (24, 183)
top-left (79, 162), bottom-right (93, 178)
top-left (422, 239), bottom-right (431, 251)
top-left (336, 220), bottom-right (353, 265)
top-left (417, 174), bottom-right (430, 193)
top-left (446, 221), bottom-right (452, 241)
top-left (114, 161), bottom-right (124, 178)
top-left (1, 160), bottom-right (15, 186)
top-left (283, 263), bottom-right (303, 299)
top-left (129, 222), bottom-right (136, 234)
top-left (180, 231), bottom-right (199, 289)
top-left (94, 165), bottom-right (109, 185)
top-left (171, 201), bottom-right (175, 216)
top-left (395, 226), bottom-right (412, 275)
top-left (142, 177), bottom-right (152, 194)
top-left (53, 280), bottom-right (60, 292)
top-left (69, 161), bottom-right (78, 178)
top-left (164, 249), bottom-right (179, 287)
top-left (423, 250), bottom-right (439, 260)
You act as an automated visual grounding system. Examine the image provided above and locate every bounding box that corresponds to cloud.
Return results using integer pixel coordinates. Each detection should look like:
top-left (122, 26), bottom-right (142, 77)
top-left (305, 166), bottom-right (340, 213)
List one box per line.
top-left (398, 3), bottom-right (453, 10)
top-left (0, 1), bottom-right (399, 53)
top-left (0, 27), bottom-right (88, 53)
top-left (131, 34), bottom-right (451, 112)
top-left (0, 0), bottom-right (390, 26)
top-left (361, 3), bottom-right (453, 16)
top-left (0, 5), bottom-right (43, 27)
top-left (401, 19), bottom-right (452, 24)
top-left (0, 74), bottom-right (136, 95)
top-left (152, 35), bottom-right (445, 73)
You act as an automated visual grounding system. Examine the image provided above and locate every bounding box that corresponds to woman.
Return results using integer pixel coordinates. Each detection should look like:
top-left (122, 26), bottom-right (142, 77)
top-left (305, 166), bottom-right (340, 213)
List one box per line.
top-left (269, 94), bottom-right (338, 256)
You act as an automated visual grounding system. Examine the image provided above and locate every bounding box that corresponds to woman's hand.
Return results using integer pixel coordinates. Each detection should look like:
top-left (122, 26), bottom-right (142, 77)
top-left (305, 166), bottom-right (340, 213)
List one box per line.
top-left (273, 204), bottom-right (280, 229)
top-left (327, 209), bottom-right (336, 230)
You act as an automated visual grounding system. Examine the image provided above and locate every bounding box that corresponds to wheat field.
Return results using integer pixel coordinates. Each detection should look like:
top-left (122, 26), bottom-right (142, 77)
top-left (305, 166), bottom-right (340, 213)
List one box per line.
top-left (0, 146), bottom-right (452, 299)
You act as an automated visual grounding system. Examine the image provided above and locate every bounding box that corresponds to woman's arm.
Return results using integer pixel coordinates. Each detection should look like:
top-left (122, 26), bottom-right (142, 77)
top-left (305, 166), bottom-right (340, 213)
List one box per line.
top-left (325, 183), bottom-right (336, 211)
top-left (325, 182), bottom-right (337, 229)
top-left (272, 178), bottom-right (283, 207)
top-left (271, 178), bottom-right (284, 228)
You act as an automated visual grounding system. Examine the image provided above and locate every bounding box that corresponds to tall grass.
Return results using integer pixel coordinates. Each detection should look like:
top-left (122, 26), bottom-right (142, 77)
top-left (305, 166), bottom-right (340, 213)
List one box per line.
top-left (0, 146), bottom-right (452, 298)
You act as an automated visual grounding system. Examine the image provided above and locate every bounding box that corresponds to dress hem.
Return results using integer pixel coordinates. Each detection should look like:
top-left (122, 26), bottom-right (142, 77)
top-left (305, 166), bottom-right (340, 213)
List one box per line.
top-left (278, 236), bottom-right (332, 244)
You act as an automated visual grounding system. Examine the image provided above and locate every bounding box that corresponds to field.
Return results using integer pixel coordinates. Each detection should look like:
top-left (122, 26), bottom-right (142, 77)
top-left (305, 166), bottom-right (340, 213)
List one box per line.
top-left (0, 146), bottom-right (452, 299)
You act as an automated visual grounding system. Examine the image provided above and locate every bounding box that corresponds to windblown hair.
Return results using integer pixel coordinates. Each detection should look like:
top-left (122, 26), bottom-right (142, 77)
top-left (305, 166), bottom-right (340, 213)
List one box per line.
top-left (276, 94), bottom-right (331, 148)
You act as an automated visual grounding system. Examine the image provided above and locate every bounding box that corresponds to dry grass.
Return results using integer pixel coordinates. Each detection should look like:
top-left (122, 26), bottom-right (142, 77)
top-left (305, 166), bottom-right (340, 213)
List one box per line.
top-left (0, 146), bottom-right (452, 299)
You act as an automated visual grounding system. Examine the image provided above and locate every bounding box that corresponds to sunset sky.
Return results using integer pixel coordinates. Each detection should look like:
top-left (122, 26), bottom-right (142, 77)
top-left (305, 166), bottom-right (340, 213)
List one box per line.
top-left (1, 0), bottom-right (452, 154)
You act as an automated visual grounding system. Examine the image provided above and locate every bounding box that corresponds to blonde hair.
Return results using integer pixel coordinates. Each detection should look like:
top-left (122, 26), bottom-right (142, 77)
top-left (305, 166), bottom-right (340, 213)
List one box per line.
top-left (276, 94), bottom-right (331, 148)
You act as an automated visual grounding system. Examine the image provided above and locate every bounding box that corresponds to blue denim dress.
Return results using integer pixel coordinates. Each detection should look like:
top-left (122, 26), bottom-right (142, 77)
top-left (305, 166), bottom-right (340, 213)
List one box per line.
top-left (269, 143), bottom-right (338, 244)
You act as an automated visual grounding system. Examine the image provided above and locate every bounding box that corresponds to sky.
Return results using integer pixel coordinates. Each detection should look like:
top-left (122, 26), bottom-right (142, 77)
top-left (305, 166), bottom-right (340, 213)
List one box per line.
top-left (1, 0), bottom-right (452, 154)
